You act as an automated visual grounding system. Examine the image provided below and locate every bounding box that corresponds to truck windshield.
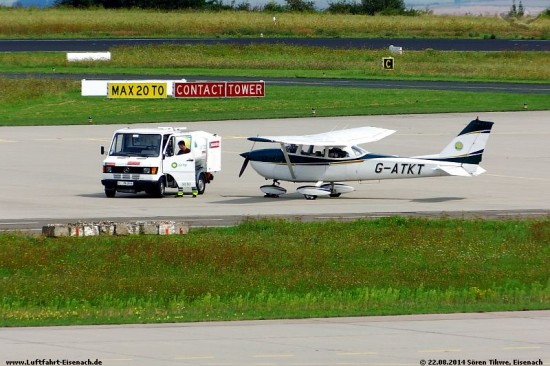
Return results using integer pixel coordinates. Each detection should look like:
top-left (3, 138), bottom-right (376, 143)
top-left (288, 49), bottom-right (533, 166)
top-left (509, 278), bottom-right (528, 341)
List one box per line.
top-left (109, 133), bottom-right (162, 157)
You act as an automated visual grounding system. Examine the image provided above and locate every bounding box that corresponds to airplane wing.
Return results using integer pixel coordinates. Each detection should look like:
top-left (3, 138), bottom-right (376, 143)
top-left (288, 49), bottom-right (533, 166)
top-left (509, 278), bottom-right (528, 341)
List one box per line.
top-left (248, 126), bottom-right (396, 147)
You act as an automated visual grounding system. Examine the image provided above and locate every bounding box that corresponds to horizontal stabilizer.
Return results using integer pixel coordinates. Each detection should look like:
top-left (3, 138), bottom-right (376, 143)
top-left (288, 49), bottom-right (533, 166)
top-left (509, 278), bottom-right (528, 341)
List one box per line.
top-left (436, 164), bottom-right (487, 177)
top-left (436, 165), bottom-right (473, 177)
top-left (466, 165), bottom-right (487, 176)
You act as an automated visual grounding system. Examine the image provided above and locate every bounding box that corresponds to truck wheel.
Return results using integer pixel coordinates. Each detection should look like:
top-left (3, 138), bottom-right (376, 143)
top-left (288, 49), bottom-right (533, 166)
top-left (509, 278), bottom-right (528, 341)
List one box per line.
top-left (153, 179), bottom-right (165, 198)
top-left (196, 173), bottom-right (206, 195)
top-left (105, 187), bottom-right (116, 198)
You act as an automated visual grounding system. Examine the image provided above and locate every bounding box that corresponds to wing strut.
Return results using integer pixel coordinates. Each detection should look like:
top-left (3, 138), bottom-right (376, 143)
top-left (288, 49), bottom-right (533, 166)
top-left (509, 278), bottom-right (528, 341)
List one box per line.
top-left (280, 143), bottom-right (296, 180)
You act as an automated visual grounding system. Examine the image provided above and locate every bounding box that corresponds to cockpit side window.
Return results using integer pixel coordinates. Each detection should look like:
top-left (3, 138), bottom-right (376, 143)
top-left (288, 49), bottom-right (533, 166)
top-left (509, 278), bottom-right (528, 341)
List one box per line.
top-left (328, 147), bottom-right (348, 158)
top-left (286, 144), bottom-right (298, 153)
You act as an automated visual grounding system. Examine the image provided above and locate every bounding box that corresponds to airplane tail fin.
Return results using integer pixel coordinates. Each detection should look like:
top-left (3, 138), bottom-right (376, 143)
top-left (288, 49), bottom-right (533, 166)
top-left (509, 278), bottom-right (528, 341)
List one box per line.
top-left (415, 119), bottom-right (494, 165)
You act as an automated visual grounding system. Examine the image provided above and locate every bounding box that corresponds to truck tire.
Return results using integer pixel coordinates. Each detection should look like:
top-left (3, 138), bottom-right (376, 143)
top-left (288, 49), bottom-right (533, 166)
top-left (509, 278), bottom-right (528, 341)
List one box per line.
top-left (153, 178), bottom-right (165, 198)
top-left (196, 173), bottom-right (206, 195)
top-left (105, 187), bottom-right (116, 198)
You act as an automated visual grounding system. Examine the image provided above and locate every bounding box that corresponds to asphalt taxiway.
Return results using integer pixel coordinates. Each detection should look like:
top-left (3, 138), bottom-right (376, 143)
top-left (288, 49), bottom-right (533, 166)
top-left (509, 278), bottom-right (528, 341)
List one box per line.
top-left (0, 111), bottom-right (548, 232)
top-left (0, 113), bottom-right (548, 365)
top-left (1, 311), bottom-right (548, 366)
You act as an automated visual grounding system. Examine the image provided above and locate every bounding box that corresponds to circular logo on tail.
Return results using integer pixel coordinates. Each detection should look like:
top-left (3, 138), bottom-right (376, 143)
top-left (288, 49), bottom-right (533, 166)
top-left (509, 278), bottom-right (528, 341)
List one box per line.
top-left (455, 141), bottom-right (464, 151)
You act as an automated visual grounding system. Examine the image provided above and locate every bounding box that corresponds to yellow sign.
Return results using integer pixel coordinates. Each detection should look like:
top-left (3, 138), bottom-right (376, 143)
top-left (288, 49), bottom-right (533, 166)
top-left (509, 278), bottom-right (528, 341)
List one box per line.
top-left (382, 57), bottom-right (394, 70)
top-left (108, 82), bottom-right (167, 99)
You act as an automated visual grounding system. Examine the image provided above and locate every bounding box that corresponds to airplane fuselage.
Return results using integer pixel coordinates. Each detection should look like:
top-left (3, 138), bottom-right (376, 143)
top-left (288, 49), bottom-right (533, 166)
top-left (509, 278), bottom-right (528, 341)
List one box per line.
top-left (248, 149), bottom-right (452, 183)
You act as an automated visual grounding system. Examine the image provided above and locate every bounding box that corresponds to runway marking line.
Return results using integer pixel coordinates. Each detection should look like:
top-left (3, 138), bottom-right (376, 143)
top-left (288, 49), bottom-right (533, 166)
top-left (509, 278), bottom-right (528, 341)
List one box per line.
top-left (253, 354), bottom-right (294, 358)
top-left (337, 352), bottom-right (378, 355)
top-left (485, 174), bottom-right (549, 181)
top-left (502, 346), bottom-right (541, 350)
top-left (174, 355), bottom-right (215, 360)
top-left (418, 349), bottom-right (461, 353)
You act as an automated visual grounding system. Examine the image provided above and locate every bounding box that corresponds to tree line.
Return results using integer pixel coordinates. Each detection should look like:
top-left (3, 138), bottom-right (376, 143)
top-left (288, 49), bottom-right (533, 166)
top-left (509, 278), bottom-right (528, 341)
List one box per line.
top-left (53, 0), bottom-right (419, 15)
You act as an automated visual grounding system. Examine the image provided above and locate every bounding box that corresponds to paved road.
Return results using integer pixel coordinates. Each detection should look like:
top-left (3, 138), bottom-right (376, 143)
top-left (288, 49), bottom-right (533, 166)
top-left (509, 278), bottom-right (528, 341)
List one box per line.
top-left (1, 37), bottom-right (550, 51)
top-left (0, 111), bottom-right (549, 232)
top-left (1, 311), bottom-right (548, 366)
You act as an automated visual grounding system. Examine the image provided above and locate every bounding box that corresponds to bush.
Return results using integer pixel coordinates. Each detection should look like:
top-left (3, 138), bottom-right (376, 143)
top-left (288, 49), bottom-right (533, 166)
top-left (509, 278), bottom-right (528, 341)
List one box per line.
top-left (263, 0), bottom-right (286, 12)
top-left (327, 0), bottom-right (362, 14)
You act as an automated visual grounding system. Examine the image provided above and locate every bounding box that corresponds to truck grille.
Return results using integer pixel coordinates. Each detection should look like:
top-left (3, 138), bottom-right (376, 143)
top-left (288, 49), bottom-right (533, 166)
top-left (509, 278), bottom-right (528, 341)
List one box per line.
top-left (113, 174), bottom-right (140, 180)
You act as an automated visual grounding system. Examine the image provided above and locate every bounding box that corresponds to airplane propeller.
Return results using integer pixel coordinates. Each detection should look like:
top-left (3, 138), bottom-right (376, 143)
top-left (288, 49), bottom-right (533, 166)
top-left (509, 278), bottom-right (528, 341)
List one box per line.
top-left (239, 152), bottom-right (250, 177)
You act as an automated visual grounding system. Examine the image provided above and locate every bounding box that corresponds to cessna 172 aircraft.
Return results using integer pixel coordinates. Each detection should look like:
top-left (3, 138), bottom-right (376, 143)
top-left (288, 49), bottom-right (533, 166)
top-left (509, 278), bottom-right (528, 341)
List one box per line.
top-left (239, 118), bottom-right (494, 200)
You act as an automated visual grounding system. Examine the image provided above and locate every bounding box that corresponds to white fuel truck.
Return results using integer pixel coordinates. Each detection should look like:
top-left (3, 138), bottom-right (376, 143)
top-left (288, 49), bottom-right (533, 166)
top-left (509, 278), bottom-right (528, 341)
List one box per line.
top-left (101, 127), bottom-right (221, 198)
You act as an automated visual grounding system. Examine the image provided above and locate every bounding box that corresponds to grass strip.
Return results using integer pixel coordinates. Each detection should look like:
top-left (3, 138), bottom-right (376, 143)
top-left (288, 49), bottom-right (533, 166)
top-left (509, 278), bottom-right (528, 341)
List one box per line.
top-left (1, 78), bottom-right (548, 126)
top-left (2, 46), bottom-right (549, 83)
top-left (1, 217), bottom-right (548, 326)
top-left (0, 8), bottom-right (549, 39)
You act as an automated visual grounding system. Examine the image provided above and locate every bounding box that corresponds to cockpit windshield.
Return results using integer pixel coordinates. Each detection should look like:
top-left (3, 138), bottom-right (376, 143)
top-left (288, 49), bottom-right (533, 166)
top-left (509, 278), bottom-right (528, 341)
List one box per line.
top-left (351, 145), bottom-right (367, 157)
top-left (284, 143), bottom-right (367, 159)
top-left (109, 133), bottom-right (162, 157)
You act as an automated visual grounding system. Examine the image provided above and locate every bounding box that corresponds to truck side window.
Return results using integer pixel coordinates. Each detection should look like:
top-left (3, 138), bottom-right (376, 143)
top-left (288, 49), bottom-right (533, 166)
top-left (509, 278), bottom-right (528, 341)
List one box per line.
top-left (165, 137), bottom-right (174, 156)
top-left (178, 137), bottom-right (192, 155)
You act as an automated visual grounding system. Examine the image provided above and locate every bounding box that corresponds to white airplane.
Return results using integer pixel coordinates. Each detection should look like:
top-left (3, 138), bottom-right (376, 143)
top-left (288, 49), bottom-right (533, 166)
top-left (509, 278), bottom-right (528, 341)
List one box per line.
top-left (239, 118), bottom-right (494, 200)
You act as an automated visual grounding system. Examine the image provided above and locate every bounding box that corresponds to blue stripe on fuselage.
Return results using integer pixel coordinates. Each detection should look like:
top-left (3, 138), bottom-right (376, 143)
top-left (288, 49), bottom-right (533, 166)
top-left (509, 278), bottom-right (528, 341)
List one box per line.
top-left (242, 149), bottom-right (395, 164)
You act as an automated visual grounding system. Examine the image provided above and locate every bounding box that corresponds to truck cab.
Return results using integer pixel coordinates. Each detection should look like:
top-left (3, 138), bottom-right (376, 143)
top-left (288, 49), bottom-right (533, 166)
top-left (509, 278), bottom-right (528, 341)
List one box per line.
top-left (101, 127), bottom-right (221, 198)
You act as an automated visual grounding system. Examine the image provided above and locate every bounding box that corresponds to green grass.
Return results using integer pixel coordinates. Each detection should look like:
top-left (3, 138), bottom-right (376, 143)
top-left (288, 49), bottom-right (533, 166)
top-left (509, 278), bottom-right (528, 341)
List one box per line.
top-left (2, 45), bottom-right (549, 83)
top-left (1, 218), bottom-right (548, 326)
top-left (1, 79), bottom-right (548, 126)
top-left (1, 45), bottom-right (548, 127)
top-left (1, 8), bottom-right (549, 39)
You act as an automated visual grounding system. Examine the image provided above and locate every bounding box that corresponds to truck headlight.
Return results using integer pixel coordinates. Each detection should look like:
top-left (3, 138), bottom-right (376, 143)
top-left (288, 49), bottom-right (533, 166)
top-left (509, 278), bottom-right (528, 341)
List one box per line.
top-left (103, 166), bottom-right (113, 173)
top-left (143, 167), bottom-right (158, 174)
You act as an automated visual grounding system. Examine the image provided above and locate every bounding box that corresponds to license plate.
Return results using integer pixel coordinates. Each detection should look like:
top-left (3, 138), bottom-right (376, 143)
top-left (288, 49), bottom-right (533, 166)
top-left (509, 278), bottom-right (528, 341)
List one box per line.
top-left (117, 181), bottom-right (134, 186)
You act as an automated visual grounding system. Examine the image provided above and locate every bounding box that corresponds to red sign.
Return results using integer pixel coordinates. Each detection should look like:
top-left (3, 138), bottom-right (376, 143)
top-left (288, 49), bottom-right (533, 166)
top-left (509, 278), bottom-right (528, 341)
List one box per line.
top-left (173, 81), bottom-right (265, 98)
top-left (209, 140), bottom-right (220, 148)
top-left (226, 81), bottom-right (265, 98)
top-left (174, 82), bottom-right (226, 98)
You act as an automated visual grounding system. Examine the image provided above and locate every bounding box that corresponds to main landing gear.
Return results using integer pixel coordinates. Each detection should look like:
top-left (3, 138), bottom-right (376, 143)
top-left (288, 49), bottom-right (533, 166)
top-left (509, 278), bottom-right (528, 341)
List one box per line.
top-left (259, 181), bottom-right (355, 200)
top-left (260, 180), bottom-right (287, 198)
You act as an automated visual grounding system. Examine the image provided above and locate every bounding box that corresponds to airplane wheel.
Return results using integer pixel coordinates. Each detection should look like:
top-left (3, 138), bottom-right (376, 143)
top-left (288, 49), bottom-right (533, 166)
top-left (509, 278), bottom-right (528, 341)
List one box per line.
top-left (329, 193), bottom-right (341, 198)
top-left (304, 194), bottom-right (317, 200)
top-left (264, 193), bottom-right (279, 198)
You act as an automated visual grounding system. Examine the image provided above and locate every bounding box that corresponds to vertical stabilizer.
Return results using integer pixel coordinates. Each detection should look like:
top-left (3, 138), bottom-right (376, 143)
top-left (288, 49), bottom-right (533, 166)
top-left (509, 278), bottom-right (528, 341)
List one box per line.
top-left (415, 119), bottom-right (494, 164)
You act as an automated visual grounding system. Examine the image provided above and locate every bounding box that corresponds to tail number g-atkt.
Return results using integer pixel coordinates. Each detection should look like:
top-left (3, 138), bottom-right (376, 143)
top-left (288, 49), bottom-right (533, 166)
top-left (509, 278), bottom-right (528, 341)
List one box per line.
top-left (375, 163), bottom-right (425, 175)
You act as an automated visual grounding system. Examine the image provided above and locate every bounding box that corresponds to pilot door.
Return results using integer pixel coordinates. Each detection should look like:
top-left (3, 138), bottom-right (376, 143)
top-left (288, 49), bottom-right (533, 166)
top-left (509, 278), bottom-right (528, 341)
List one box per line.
top-left (163, 135), bottom-right (196, 192)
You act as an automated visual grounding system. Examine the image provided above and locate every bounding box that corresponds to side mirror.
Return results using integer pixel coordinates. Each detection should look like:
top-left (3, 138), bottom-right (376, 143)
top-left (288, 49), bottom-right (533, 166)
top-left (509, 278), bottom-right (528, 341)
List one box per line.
top-left (100, 146), bottom-right (105, 155)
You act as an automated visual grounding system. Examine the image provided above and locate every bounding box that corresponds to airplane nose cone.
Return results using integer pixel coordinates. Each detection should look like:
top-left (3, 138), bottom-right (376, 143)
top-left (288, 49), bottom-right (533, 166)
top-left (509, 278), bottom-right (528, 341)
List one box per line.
top-left (240, 152), bottom-right (250, 159)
